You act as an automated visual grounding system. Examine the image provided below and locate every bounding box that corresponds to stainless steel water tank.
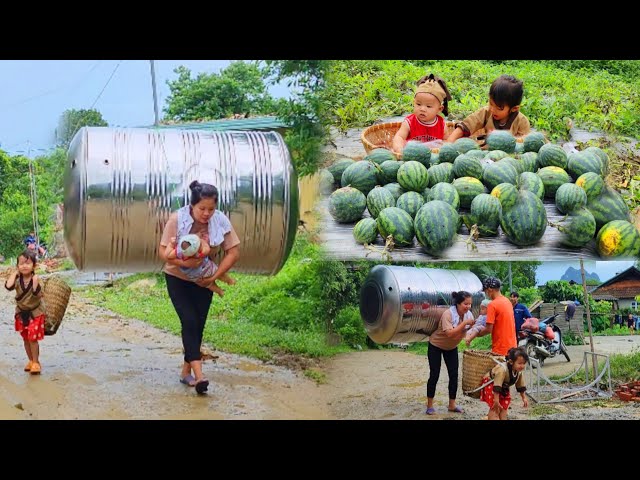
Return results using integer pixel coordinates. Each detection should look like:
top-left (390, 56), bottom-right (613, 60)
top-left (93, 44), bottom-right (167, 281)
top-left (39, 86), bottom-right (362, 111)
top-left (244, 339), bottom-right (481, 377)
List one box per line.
top-left (360, 265), bottom-right (484, 344)
top-left (63, 127), bottom-right (298, 275)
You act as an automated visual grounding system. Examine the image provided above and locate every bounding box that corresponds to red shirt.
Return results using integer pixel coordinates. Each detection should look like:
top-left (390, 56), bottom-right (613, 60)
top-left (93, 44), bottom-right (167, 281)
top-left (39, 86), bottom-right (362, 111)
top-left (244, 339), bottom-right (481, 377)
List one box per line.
top-left (404, 114), bottom-right (445, 142)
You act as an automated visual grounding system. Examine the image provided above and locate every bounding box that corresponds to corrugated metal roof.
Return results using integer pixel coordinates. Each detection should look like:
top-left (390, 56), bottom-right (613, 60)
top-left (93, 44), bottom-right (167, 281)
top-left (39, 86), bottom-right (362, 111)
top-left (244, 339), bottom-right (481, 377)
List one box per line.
top-left (591, 294), bottom-right (620, 301)
top-left (150, 116), bottom-right (288, 131)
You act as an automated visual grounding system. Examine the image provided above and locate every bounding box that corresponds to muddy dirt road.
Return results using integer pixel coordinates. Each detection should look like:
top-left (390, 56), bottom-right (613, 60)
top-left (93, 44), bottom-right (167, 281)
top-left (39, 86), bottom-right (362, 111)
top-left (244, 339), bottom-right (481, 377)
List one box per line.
top-left (0, 286), bottom-right (330, 420)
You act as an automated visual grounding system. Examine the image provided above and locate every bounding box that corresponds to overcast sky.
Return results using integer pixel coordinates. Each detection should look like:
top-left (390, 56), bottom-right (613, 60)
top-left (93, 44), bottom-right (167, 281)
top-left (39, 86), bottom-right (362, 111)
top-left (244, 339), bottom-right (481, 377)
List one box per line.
top-left (0, 60), bottom-right (290, 157)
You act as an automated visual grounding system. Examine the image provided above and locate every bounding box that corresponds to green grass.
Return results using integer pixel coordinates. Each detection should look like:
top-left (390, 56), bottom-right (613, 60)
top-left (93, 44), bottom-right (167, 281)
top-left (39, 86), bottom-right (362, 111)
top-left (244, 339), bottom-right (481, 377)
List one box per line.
top-left (304, 369), bottom-right (328, 384)
top-left (324, 60), bottom-right (640, 141)
top-left (595, 325), bottom-right (633, 336)
top-left (548, 348), bottom-right (640, 385)
top-left (528, 403), bottom-right (562, 417)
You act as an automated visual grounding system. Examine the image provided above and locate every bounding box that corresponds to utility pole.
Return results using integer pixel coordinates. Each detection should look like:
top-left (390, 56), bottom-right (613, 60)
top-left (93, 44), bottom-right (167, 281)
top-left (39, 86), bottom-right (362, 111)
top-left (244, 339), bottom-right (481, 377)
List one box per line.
top-left (580, 259), bottom-right (597, 376)
top-left (149, 60), bottom-right (160, 126)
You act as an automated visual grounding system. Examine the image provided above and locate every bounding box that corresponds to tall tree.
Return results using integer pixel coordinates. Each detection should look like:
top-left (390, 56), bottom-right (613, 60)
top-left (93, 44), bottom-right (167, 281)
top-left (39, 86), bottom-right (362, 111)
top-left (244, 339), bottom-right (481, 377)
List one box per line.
top-left (261, 60), bottom-right (330, 176)
top-left (164, 62), bottom-right (276, 122)
top-left (57, 108), bottom-right (108, 148)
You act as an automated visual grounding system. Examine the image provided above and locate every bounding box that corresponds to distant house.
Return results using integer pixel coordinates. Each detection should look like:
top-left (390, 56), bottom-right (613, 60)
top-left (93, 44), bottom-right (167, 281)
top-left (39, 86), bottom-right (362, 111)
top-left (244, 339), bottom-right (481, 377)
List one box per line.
top-left (590, 266), bottom-right (640, 310)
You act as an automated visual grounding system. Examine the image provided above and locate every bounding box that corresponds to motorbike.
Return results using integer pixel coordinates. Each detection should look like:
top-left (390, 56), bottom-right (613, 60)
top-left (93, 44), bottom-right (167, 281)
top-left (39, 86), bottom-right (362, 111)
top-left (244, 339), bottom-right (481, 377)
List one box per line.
top-left (518, 313), bottom-right (570, 367)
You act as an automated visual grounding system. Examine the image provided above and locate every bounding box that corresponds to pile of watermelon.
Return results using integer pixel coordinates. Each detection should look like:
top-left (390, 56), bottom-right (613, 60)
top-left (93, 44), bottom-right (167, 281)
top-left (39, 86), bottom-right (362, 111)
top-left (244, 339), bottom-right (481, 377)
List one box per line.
top-left (323, 130), bottom-right (640, 259)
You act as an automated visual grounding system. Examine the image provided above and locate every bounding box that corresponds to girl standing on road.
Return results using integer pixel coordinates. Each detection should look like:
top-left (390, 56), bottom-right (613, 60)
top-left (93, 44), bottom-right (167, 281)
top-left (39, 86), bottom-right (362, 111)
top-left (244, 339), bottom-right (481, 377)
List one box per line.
top-left (4, 250), bottom-right (46, 375)
top-left (479, 346), bottom-right (529, 420)
top-left (425, 291), bottom-right (476, 415)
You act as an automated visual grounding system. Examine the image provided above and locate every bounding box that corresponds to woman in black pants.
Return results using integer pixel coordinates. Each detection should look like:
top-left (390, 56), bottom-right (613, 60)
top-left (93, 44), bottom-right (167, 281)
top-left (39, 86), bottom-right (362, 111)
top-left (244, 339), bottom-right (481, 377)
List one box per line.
top-left (159, 181), bottom-right (240, 394)
top-left (425, 291), bottom-right (475, 415)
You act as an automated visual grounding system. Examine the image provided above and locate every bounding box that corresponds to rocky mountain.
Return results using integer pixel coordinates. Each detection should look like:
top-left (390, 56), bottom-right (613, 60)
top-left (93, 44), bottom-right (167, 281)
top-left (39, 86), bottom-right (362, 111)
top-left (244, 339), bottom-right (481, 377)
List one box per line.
top-left (560, 266), bottom-right (600, 284)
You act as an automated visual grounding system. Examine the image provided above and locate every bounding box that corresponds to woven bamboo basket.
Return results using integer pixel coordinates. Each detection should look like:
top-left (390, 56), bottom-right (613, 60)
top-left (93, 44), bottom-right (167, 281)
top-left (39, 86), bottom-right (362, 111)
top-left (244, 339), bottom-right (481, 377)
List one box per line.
top-left (360, 121), bottom-right (485, 158)
top-left (462, 349), bottom-right (504, 399)
top-left (42, 275), bottom-right (71, 336)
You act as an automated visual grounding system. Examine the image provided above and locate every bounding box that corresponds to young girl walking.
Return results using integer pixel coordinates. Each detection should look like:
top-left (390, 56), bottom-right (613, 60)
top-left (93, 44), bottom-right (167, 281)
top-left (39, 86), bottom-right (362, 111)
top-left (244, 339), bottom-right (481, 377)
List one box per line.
top-left (479, 346), bottom-right (529, 420)
top-left (5, 250), bottom-right (46, 374)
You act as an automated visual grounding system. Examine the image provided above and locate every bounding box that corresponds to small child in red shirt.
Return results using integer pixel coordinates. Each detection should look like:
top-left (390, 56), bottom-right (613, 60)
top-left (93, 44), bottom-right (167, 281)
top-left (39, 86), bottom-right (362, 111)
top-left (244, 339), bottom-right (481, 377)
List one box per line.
top-left (392, 74), bottom-right (452, 153)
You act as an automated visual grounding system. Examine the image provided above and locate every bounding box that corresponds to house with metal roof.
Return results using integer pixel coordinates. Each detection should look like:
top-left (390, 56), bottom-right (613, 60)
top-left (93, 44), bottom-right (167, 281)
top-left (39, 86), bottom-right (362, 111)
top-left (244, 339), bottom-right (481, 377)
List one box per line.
top-left (590, 266), bottom-right (640, 310)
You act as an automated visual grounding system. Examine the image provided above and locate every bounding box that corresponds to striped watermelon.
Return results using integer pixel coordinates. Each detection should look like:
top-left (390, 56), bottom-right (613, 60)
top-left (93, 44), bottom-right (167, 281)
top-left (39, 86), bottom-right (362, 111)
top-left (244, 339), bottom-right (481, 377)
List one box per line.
top-left (536, 166), bottom-right (571, 199)
top-left (519, 152), bottom-right (538, 173)
top-left (453, 137), bottom-right (480, 154)
top-left (584, 146), bottom-right (609, 176)
top-left (382, 183), bottom-right (405, 202)
top-left (515, 142), bottom-right (525, 154)
top-left (379, 160), bottom-right (403, 185)
top-left (567, 151), bottom-right (603, 179)
top-left (453, 154), bottom-right (483, 179)
top-left (341, 160), bottom-right (380, 195)
top-left (421, 186), bottom-right (431, 202)
top-left (555, 183), bottom-right (587, 214)
top-left (353, 218), bottom-right (379, 244)
top-left (587, 185), bottom-right (631, 231)
top-left (396, 191), bottom-right (425, 218)
top-left (427, 162), bottom-right (454, 187)
top-left (537, 144), bottom-right (568, 169)
top-left (465, 193), bottom-right (502, 236)
top-left (487, 131), bottom-right (516, 153)
top-left (438, 143), bottom-right (459, 163)
top-left (485, 150), bottom-right (509, 161)
top-left (429, 152), bottom-right (440, 166)
top-left (414, 200), bottom-right (459, 255)
top-left (466, 149), bottom-right (486, 160)
top-left (452, 177), bottom-right (486, 209)
top-left (499, 157), bottom-right (524, 175)
top-left (523, 132), bottom-right (546, 153)
top-left (319, 169), bottom-right (335, 195)
top-left (366, 186), bottom-right (397, 219)
top-left (482, 161), bottom-right (519, 190)
top-left (517, 172), bottom-right (545, 200)
top-left (552, 207), bottom-right (596, 248)
top-left (365, 148), bottom-right (396, 165)
top-left (428, 182), bottom-right (460, 210)
top-left (376, 207), bottom-right (415, 246)
top-left (397, 161), bottom-right (429, 192)
top-left (491, 183), bottom-right (519, 211)
top-left (327, 158), bottom-right (355, 184)
top-left (500, 190), bottom-right (547, 246)
top-left (575, 172), bottom-right (605, 200)
top-left (402, 141), bottom-right (431, 166)
top-left (328, 187), bottom-right (367, 223)
top-left (595, 220), bottom-right (640, 258)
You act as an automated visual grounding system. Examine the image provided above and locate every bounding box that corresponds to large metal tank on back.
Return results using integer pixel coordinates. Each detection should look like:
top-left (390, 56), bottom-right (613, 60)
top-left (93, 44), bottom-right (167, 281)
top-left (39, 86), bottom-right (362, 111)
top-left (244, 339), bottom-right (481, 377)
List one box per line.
top-left (360, 265), bottom-right (484, 344)
top-left (63, 127), bottom-right (298, 274)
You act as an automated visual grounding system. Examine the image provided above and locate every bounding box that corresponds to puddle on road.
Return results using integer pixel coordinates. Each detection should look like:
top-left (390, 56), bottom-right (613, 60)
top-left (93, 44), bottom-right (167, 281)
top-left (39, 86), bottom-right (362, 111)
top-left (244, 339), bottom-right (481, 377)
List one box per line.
top-left (236, 361), bottom-right (274, 373)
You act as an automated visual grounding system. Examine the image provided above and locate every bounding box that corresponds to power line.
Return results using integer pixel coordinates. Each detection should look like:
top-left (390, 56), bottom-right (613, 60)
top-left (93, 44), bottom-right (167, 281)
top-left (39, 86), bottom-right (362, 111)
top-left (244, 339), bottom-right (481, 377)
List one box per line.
top-left (0, 61), bottom-right (103, 113)
top-left (90, 60), bottom-right (123, 109)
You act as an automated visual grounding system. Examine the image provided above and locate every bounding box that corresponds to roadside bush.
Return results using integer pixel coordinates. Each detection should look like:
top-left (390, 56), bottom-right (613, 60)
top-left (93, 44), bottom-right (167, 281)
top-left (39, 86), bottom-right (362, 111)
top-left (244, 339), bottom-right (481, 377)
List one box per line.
top-left (333, 306), bottom-right (368, 349)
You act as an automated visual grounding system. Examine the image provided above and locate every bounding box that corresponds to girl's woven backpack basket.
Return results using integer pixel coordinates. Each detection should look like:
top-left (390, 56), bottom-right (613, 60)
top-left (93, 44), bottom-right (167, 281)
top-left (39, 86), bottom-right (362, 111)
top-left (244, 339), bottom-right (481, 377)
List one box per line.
top-left (42, 275), bottom-right (71, 336)
top-left (462, 349), bottom-right (504, 398)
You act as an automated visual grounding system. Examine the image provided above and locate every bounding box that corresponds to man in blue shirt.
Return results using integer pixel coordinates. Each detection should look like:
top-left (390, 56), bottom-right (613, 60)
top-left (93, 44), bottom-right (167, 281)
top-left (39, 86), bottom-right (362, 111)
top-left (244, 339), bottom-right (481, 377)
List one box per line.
top-left (510, 291), bottom-right (532, 336)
